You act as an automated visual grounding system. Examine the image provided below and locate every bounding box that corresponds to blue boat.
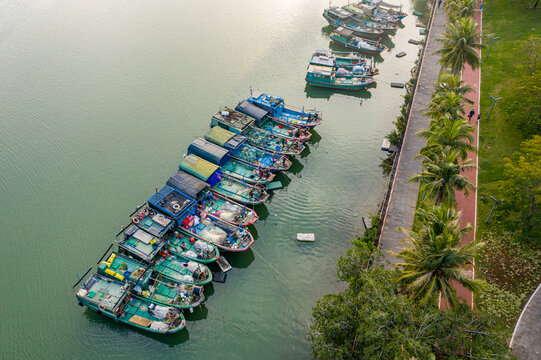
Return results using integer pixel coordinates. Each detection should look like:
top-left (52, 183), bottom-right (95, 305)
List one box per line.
top-left (211, 107), bottom-right (306, 155)
top-left (178, 155), bottom-right (269, 205)
top-left (147, 185), bottom-right (197, 226)
top-left (246, 91), bottom-right (322, 128)
top-left (204, 126), bottom-right (292, 171)
top-left (187, 138), bottom-right (275, 185)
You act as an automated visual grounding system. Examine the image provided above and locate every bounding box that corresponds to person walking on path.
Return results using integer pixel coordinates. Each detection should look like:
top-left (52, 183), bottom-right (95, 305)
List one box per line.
top-left (438, 0), bottom-right (443, 8)
top-left (468, 109), bottom-right (475, 122)
top-left (477, 113), bottom-right (481, 122)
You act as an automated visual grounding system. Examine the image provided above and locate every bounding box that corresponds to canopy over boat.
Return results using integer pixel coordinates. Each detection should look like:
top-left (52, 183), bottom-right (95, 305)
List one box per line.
top-left (179, 155), bottom-right (223, 186)
top-left (205, 126), bottom-right (246, 151)
top-left (148, 185), bottom-right (196, 220)
top-left (188, 138), bottom-right (230, 166)
top-left (325, 6), bottom-right (354, 20)
top-left (166, 170), bottom-right (209, 199)
top-left (235, 100), bottom-right (269, 125)
top-left (335, 27), bottom-right (354, 38)
top-left (307, 64), bottom-right (333, 76)
top-left (211, 107), bottom-right (254, 133)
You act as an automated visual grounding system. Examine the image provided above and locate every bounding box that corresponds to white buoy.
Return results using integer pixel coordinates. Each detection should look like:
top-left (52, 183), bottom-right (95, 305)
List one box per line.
top-left (297, 233), bottom-right (315, 242)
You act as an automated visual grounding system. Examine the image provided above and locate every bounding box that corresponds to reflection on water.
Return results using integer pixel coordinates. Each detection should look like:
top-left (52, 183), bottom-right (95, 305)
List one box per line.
top-left (304, 83), bottom-right (374, 101)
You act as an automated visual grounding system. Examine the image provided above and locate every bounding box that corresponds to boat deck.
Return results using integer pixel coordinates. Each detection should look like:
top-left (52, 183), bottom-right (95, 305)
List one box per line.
top-left (98, 252), bottom-right (147, 283)
top-left (78, 274), bottom-right (125, 309)
top-left (118, 225), bottom-right (163, 262)
top-left (134, 209), bottom-right (173, 238)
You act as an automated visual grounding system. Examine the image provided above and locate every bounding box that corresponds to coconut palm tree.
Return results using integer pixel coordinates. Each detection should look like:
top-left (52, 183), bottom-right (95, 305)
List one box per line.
top-left (444, 0), bottom-right (478, 19)
top-left (434, 73), bottom-right (474, 105)
top-left (391, 205), bottom-right (485, 308)
top-left (435, 17), bottom-right (484, 74)
top-left (424, 91), bottom-right (468, 121)
top-left (411, 146), bottom-right (475, 206)
top-left (418, 117), bottom-right (476, 160)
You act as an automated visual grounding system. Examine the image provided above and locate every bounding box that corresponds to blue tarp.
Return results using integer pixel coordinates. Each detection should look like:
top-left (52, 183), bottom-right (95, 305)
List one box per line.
top-left (147, 185), bottom-right (196, 219)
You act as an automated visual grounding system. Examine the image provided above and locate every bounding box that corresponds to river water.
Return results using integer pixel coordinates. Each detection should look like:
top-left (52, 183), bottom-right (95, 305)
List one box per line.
top-left (0, 0), bottom-right (426, 358)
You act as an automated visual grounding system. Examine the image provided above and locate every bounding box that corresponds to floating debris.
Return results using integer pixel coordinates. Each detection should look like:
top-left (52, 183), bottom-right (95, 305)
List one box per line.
top-left (391, 82), bottom-right (405, 88)
top-left (297, 233), bottom-right (315, 242)
top-left (396, 52), bottom-right (407, 58)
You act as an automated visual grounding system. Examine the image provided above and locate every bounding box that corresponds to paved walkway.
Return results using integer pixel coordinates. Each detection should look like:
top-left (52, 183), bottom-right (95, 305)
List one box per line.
top-left (378, 3), bottom-right (447, 265)
top-left (511, 283), bottom-right (541, 359)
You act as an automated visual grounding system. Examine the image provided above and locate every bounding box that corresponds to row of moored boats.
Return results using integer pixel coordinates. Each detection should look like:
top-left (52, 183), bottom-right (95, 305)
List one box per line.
top-left (74, 91), bottom-right (322, 335)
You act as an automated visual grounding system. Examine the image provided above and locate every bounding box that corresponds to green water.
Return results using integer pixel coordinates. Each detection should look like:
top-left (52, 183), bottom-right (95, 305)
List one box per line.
top-left (0, 0), bottom-right (423, 358)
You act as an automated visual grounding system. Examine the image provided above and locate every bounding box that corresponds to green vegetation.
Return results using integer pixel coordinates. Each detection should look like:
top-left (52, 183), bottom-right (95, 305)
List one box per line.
top-left (310, 229), bottom-right (510, 359)
top-left (476, 0), bottom-right (541, 333)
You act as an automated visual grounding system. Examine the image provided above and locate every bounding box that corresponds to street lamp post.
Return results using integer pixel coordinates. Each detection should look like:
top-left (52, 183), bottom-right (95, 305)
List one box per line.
top-left (486, 35), bottom-right (500, 58)
top-left (486, 95), bottom-right (503, 121)
top-left (486, 196), bottom-right (504, 224)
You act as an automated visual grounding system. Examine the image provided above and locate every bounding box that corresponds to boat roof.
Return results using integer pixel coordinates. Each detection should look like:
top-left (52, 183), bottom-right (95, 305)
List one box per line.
top-left (134, 207), bottom-right (173, 238)
top-left (235, 100), bottom-right (269, 122)
top-left (77, 273), bottom-right (127, 310)
top-left (334, 26), bottom-right (354, 37)
top-left (212, 107), bottom-right (254, 132)
top-left (248, 91), bottom-right (284, 108)
top-left (179, 154), bottom-right (221, 182)
top-left (166, 170), bottom-right (209, 199)
top-left (117, 224), bottom-right (164, 261)
top-left (310, 54), bottom-right (336, 67)
top-left (326, 6), bottom-right (353, 19)
top-left (205, 126), bottom-right (236, 147)
top-left (188, 137), bottom-right (230, 166)
top-left (307, 65), bottom-right (333, 76)
top-left (148, 185), bottom-right (196, 218)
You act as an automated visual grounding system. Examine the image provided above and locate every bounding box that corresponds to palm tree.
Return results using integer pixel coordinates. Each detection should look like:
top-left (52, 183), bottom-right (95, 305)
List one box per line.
top-left (418, 117), bottom-right (476, 160)
top-left (434, 74), bottom-right (474, 104)
top-left (411, 146), bottom-right (475, 206)
top-left (423, 91), bottom-right (468, 121)
top-left (435, 17), bottom-right (484, 74)
top-left (444, 0), bottom-right (478, 19)
top-left (391, 205), bottom-right (485, 308)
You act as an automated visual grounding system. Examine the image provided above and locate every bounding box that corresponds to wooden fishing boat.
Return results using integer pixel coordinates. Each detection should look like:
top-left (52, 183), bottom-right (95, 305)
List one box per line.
top-left (130, 206), bottom-right (174, 239)
top-left (117, 225), bottom-right (166, 263)
top-left (204, 126), bottom-right (292, 171)
top-left (246, 91), bottom-right (322, 128)
top-left (305, 64), bottom-right (375, 90)
top-left (165, 229), bottom-right (220, 263)
top-left (360, 0), bottom-right (408, 19)
top-left (323, 7), bottom-right (384, 39)
top-left (330, 27), bottom-right (387, 55)
top-left (177, 209), bottom-right (254, 252)
top-left (167, 169), bottom-right (259, 225)
top-left (178, 155), bottom-right (269, 205)
top-left (235, 100), bottom-right (312, 142)
top-left (153, 251), bottom-right (213, 285)
top-left (187, 138), bottom-right (275, 185)
top-left (310, 51), bottom-right (380, 77)
top-left (342, 4), bottom-right (399, 33)
top-left (211, 107), bottom-right (304, 156)
top-left (76, 273), bottom-right (186, 335)
top-left (134, 270), bottom-right (205, 309)
top-left (347, 2), bottom-right (404, 23)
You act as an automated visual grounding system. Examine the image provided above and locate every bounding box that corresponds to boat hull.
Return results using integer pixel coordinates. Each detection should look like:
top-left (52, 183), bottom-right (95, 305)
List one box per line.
top-left (330, 36), bottom-right (385, 55)
top-left (305, 77), bottom-right (373, 90)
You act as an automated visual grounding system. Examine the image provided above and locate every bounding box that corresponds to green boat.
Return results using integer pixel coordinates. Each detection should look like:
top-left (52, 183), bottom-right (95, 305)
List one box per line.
top-left (342, 4), bottom-right (399, 33)
top-left (306, 64), bottom-right (375, 90)
top-left (134, 270), bottom-right (205, 309)
top-left (130, 206), bottom-right (174, 239)
top-left (97, 252), bottom-right (148, 283)
top-left (76, 273), bottom-right (186, 335)
top-left (322, 6), bottom-right (384, 39)
top-left (310, 49), bottom-right (380, 76)
top-left (187, 138), bottom-right (275, 185)
top-left (153, 251), bottom-right (213, 285)
top-left (166, 170), bottom-right (260, 226)
top-left (330, 27), bottom-right (387, 55)
top-left (117, 225), bottom-right (165, 263)
top-left (204, 127), bottom-right (292, 172)
top-left (235, 100), bottom-right (312, 142)
top-left (211, 107), bottom-right (305, 156)
top-left (179, 154), bottom-right (269, 205)
top-left (165, 229), bottom-right (220, 263)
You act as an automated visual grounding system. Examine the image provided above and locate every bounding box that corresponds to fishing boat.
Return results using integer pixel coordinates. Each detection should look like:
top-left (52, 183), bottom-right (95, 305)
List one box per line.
top-left (147, 185), bottom-right (197, 226)
top-left (153, 250), bottom-right (213, 285)
top-left (211, 107), bottom-right (305, 156)
top-left (167, 169), bottom-right (259, 226)
top-left (134, 270), bottom-right (205, 309)
top-left (187, 137), bottom-right (275, 185)
top-left (235, 100), bottom-right (312, 142)
top-left (97, 252), bottom-right (149, 283)
top-left (310, 51), bottom-right (379, 77)
top-left (204, 126), bottom-right (292, 171)
top-left (165, 229), bottom-right (220, 263)
top-left (75, 273), bottom-right (186, 335)
top-left (330, 27), bottom-right (387, 55)
top-left (246, 91), bottom-right (322, 128)
top-left (130, 206), bottom-right (174, 239)
top-left (360, 0), bottom-right (408, 19)
top-left (305, 64), bottom-right (375, 90)
top-left (322, 7), bottom-right (384, 39)
top-left (178, 155), bottom-right (269, 205)
top-left (117, 225), bottom-right (165, 263)
top-left (347, 2), bottom-right (404, 23)
top-left (177, 210), bottom-right (254, 252)
top-left (342, 4), bottom-right (399, 33)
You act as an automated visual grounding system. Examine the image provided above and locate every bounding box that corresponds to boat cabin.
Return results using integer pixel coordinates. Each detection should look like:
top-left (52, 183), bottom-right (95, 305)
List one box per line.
top-left (204, 126), bottom-right (246, 152)
top-left (188, 138), bottom-right (231, 167)
top-left (179, 154), bottom-right (223, 186)
top-left (131, 206), bottom-right (174, 238)
top-left (166, 170), bottom-right (209, 199)
top-left (117, 225), bottom-right (165, 263)
top-left (235, 100), bottom-right (270, 126)
top-left (247, 91), bottom-right (284, 115)
top-left (332, 27), bottom-right (355, 41)
top-left (76, 273), bottom-right (128, 312)
top-left (147, 185), bottom-right (197, 221)
top-left (211, 107), bottom-right (255, 134)
top-left (323, 6), bottom-right (354, 25)
top-left (306, 64), bottom-right (333, 80)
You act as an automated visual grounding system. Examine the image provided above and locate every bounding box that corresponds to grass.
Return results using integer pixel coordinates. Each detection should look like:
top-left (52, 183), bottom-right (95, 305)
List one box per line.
top-left (475, 0), bottom-right (541, 332)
